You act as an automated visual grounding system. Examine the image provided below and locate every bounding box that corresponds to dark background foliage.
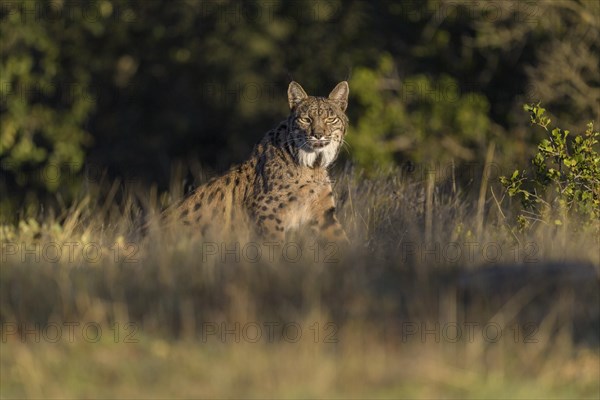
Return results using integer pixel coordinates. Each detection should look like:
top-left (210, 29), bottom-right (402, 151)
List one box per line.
top-left (1, 0), bottom-right (598, 220)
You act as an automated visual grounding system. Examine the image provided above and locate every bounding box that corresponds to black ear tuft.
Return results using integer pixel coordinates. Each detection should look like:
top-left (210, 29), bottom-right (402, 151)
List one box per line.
top-left (328, 81), bottom-right (349, 112)
top-left (288, 81), bottom-right (308, 110)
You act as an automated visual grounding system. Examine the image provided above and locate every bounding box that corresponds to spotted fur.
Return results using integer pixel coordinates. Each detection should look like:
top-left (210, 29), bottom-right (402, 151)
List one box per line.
top-left (171, 81), bottom-right (350, 243)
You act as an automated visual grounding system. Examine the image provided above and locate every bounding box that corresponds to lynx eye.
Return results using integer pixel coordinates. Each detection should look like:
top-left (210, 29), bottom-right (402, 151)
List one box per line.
top-left (326, 117), bottom-right (339, 124)
top-left (297, 117), bottom-right (311, 124)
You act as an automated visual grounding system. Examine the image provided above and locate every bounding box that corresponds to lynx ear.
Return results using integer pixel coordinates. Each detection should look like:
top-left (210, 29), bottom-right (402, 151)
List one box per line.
top-left (328, 81), bottom-right (349, 112)
top-left (288, 81), bottom-right (308, 110)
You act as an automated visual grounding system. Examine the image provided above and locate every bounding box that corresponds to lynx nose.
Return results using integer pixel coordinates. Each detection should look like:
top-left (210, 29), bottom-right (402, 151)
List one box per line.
top-left (312, 130), bottom-right (325, 139)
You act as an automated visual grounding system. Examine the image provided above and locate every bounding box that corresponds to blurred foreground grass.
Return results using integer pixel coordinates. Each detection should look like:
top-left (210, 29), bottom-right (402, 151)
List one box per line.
top-left (1, 167), bottom-right (599, 398)
top-left (3, 334), bottom-right (598, 398)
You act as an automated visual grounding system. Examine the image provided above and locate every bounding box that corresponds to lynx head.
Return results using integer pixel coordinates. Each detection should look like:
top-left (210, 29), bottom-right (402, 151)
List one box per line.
top-left (287, 81), bottom-right (349, 168)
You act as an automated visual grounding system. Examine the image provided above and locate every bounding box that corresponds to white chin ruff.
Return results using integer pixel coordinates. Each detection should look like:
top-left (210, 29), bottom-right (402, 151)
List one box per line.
top-left (298, 143), bottom-right (338, 168)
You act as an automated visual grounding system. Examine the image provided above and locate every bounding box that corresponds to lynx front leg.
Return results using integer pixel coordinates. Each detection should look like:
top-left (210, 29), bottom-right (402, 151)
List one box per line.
top-left (308, 187), bottom-right (349, 245)
top-left (253, 212), bottom-right (287, 242)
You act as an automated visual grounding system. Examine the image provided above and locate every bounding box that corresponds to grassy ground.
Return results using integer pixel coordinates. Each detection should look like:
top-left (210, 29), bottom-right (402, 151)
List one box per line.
top-left (2, 336), bottom-right (598, 398)
top-left (1, 166), bottom-right (599, 398)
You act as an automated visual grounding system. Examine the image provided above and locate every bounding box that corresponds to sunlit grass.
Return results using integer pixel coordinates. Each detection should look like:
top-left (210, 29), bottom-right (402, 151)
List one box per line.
top-left (1, 167), bottom-right (599, 398)
top-left (2, 332), bottom-right (598, 398)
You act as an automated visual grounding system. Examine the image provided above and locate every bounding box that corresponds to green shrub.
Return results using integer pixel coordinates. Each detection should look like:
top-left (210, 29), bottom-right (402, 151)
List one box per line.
top-left (0, 3), bottom-right (97, 219)
top-left (500, 104), bottom-right (600, 231)
top-left (348, 54), bottom-right (491, 172)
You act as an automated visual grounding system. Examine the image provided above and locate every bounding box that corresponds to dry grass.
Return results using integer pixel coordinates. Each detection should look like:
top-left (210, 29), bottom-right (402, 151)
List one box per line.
top-left (1, 166), bottom-right (599, 398)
